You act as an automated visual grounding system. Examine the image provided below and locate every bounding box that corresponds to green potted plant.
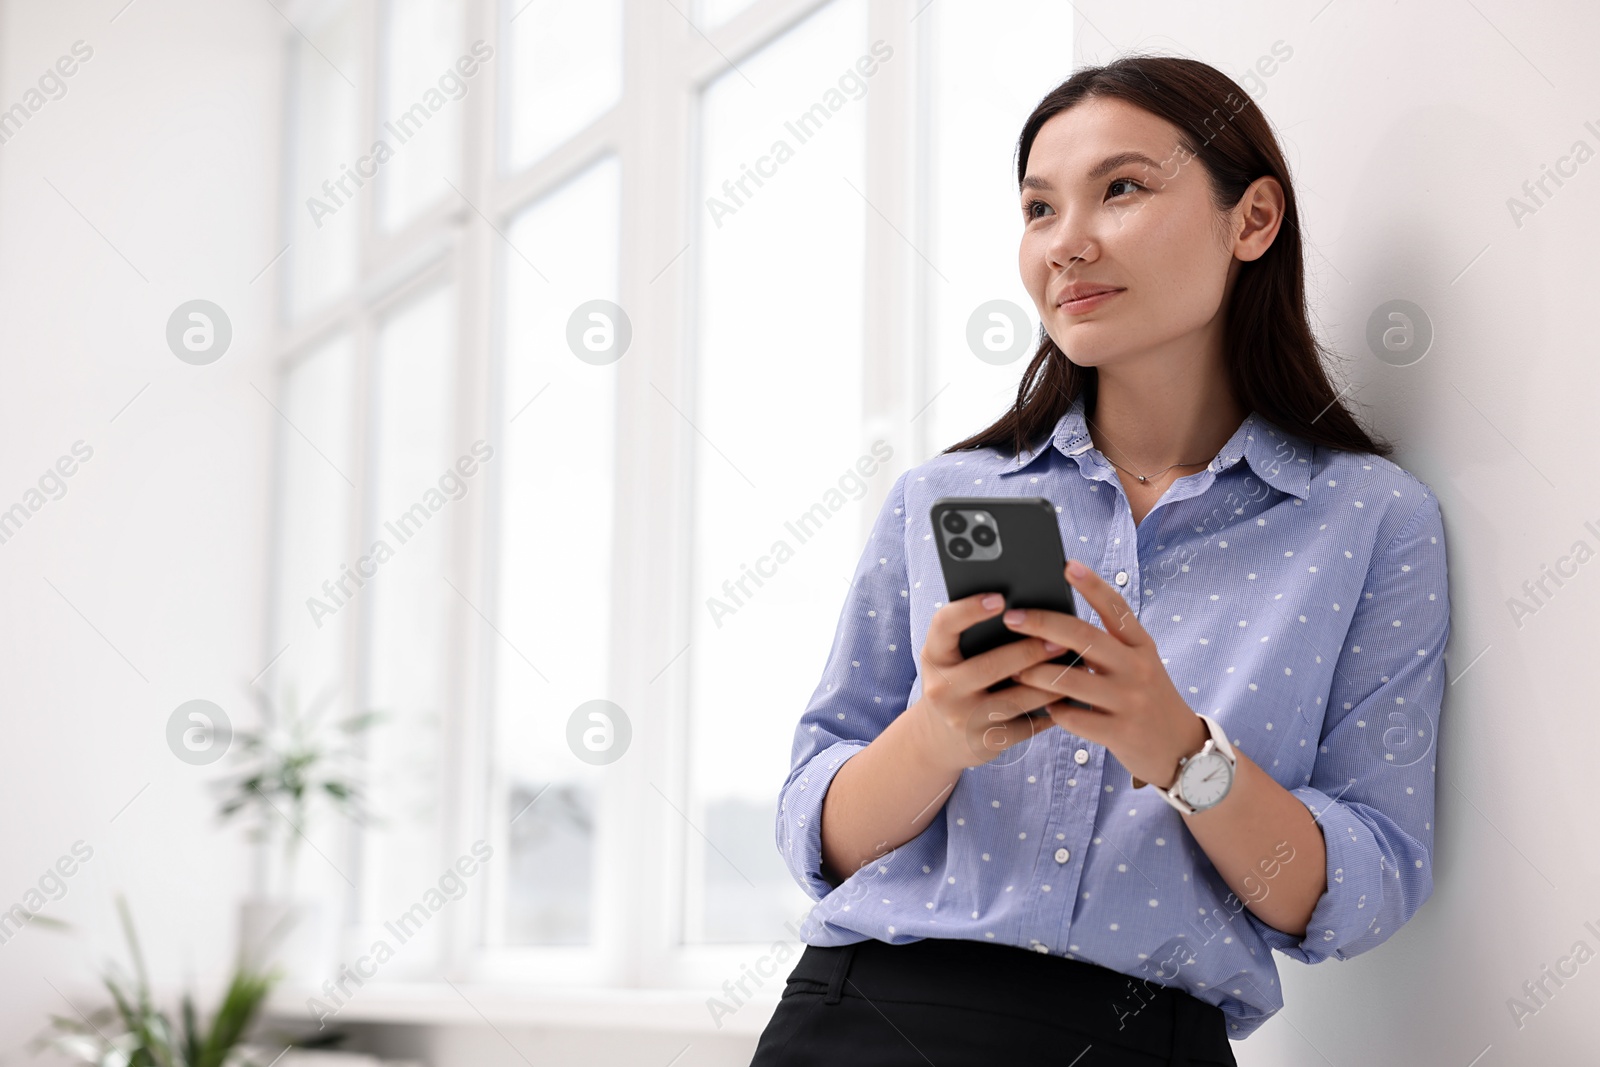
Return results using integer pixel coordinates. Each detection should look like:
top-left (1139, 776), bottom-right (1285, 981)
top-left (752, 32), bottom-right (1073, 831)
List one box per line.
top-left (33, 895), bottom-right (280, 1066)
top-left (214, 681), bottom-right (380, 987)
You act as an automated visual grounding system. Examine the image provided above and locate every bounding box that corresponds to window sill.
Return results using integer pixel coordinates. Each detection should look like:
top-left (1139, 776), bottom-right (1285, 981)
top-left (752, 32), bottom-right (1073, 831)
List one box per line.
top-left (264, 982), bottom-right (781, 1037)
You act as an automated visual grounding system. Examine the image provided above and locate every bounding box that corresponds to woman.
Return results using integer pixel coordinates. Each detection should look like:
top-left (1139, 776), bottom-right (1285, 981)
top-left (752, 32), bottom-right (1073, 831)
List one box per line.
top-left (751, 55), bottom-right (1451, 1066)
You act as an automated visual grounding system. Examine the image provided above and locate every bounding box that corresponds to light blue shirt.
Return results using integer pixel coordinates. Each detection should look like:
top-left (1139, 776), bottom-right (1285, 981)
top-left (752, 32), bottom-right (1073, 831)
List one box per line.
top-left (776, 393), bottom-right (1452, 1039)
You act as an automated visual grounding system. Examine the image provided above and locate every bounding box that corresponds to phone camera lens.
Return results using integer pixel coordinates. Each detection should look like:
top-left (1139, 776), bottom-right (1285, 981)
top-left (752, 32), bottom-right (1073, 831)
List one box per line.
top-left (971, 524), bottom-right (996, 547)
top-left (941, 511), bottom-right (968, 534)
top-left (948, 537), bottom-right (972, 558)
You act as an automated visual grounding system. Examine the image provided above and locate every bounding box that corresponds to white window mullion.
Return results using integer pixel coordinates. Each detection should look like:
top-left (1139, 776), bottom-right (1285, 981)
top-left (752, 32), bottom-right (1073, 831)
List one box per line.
top-left (337, 297), bottom-right (379, 967)
top-left (861, 0), bottom-right (919, 532)
top-left (908, 0), bottom-right (935, 467)
top-left (609, 0), bottom-right (700, 990)
top-left (355, 0), bottom-right (383, 278)
top-left (439, 0), bottom-right (496, 981)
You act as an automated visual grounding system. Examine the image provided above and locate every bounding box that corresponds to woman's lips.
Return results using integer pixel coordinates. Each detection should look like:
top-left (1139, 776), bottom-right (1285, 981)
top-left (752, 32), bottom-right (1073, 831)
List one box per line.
top-left (1059, 288), bottom-right (1124, 314)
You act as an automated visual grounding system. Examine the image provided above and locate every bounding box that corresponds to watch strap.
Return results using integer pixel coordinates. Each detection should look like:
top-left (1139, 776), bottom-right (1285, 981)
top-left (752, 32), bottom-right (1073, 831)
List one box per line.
top-left (1131, 714), bottom-right (1235, 792)
top-left (1200, 713), bottom-right (1237, 765)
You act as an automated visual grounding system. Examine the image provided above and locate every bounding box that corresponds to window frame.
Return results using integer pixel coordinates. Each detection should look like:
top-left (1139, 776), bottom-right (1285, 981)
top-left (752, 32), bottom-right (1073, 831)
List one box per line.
top-left (262, 0), bottom-right (926, 992)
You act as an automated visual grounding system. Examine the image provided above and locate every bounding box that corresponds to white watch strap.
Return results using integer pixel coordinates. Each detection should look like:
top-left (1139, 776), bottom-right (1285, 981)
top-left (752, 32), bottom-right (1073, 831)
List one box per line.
top-left (1199, 713), bottom-right (1237, 765)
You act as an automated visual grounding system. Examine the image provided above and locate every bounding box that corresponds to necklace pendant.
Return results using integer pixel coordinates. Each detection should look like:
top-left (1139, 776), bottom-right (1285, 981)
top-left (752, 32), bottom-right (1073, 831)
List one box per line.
top-left (1137, 475), bottom-right (1147, 483)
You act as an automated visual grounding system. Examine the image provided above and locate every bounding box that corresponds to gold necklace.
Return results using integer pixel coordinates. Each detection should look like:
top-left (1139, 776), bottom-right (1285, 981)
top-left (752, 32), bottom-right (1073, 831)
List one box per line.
top-left (1091, 429), bottom-right (1211, 484)
top-left (1101, 454), bottom-right (1210, 484)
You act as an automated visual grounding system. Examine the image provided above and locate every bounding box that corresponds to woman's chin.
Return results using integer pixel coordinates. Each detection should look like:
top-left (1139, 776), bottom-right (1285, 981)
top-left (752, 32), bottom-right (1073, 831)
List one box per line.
top-left (1053, 341), bottom-right (1120, 368)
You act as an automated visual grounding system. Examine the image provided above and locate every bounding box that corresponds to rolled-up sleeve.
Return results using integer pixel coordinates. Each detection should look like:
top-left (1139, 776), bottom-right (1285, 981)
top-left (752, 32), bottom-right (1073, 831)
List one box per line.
top-left (1247, 487), bottom-right (1452, 964)
top-left (776, 469), bottom-right (919, 901)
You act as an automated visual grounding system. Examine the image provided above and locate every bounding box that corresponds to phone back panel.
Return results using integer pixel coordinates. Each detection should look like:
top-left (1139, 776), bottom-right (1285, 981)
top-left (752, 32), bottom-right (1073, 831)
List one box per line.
top-left (930, 496), bottom-right (1083, 681)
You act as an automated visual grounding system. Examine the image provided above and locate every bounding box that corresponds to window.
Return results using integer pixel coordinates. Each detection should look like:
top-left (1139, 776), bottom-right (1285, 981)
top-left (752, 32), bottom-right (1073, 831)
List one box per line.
top-left (261, 0), bottom-right (1074, 990)
top-left (357, 280), bottom-right (458, 974)
top-left (263, 334), bottom-right (357, 918)
top-left (282, 1), bottom-right (362, 319)
top-left (501, 0), bottom-right (624, 173)
top-left (488, 155), bottom-right (622, 948)
top-left (377, 0), bottom-right (465, 230)
top-left (684, 0), bottom-right (868, 945)
top-left (921, 1), bottom-right (1074, 453)
top-left (266, 332), bottom-right (356, 721)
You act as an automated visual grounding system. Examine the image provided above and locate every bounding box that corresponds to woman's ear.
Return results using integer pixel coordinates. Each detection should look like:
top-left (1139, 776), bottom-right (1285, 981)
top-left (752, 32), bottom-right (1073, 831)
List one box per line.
top-left (1231, 175), bottom-right (1285, 263)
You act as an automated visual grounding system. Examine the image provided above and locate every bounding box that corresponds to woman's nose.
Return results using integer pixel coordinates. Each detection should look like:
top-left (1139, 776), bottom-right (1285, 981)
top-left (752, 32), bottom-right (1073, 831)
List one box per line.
top-left (1045, 206), bottom-right (1101, 270)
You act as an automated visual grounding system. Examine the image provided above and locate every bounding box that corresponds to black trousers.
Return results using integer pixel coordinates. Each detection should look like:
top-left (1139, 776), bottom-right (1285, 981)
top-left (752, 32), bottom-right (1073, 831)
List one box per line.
top-left (749, 936), bottom-right (1238, 1066)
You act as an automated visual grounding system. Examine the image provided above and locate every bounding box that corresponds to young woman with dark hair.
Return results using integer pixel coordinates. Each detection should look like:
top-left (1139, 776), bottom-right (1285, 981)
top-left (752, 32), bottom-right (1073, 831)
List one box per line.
top-left (751, 54), bottom-right (1450, 1066)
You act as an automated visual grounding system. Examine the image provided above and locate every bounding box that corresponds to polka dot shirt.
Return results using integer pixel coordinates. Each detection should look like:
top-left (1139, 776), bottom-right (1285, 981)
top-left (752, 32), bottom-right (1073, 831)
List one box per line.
top-left (775, 394), bottom-right (1451, 1041)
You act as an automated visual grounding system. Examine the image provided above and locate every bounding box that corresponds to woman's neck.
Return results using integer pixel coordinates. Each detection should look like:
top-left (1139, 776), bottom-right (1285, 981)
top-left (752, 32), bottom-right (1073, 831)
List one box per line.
top-left (1085, 367), bottom-right (1247, 480)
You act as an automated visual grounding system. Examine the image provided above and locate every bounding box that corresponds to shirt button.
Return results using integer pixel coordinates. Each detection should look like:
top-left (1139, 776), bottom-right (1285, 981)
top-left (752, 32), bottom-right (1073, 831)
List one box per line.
top-left (1073, 749), bottom-right (1089, 765)
top-left (1114, 570), bottom-right (1129, 586)
top-left (1054, 847), bottom-right (1070, 864)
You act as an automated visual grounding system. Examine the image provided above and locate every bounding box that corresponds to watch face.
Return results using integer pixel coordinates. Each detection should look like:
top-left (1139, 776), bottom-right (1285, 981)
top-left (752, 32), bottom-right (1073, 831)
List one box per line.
top-left (1178, 751), bottom-right (1233, 809)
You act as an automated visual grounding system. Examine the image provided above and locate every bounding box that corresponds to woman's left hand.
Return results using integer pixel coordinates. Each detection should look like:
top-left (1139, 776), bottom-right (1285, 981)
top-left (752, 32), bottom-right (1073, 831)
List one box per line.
top-left (1001, 558), bottom-right (1207, 791)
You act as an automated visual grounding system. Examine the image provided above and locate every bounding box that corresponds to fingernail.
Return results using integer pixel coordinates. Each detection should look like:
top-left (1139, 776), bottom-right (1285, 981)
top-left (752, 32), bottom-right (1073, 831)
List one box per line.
top-left (982, 594), bottom-right (1004, 610)
top-left (1044, 641), bottom-right (1065, 653)
top-left (1067, 559), bottom-right (1088, 578)
top-left (1003, 609), bottom-right (1026, 625)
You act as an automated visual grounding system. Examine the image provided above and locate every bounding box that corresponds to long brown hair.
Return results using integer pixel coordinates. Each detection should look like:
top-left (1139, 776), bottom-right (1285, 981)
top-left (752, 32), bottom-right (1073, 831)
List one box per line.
top-left (943, 55), bottom-right (1392, 462)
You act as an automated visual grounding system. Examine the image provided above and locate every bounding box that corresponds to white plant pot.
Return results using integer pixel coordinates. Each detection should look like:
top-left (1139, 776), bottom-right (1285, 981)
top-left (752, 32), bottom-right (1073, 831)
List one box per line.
top-left (238, 898), bottom-right (336, 988)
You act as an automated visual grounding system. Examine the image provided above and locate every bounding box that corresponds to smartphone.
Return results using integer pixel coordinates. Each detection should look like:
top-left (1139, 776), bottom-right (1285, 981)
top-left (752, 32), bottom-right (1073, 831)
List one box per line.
top-left (930, 496), bottom-right (1090, 709)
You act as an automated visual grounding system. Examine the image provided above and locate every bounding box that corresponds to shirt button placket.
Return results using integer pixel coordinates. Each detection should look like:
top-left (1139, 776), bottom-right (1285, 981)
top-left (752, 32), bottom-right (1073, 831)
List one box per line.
top-left (1101, 518), bottom-right (1139, 620)
top-left (1040, 738), bottom-right (1097, 952)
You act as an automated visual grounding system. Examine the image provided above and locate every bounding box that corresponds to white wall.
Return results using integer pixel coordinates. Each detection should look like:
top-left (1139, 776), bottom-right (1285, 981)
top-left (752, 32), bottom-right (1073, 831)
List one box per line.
top-left (1073, 2), bottom-right (1600, 1063)
top-left (0, 0), bottom-right (281, 1054)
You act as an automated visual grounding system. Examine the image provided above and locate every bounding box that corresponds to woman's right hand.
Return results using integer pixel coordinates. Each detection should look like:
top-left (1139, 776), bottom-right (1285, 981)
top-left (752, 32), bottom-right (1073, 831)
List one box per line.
top-left (911, 592), bottom-right (1073, 774)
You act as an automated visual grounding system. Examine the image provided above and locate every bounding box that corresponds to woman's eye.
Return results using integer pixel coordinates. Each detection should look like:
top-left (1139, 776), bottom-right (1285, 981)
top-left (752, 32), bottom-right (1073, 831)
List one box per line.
top-left (1023, 197), bottom-right (1051, 220)
top-left (1107, 177), bottom-right (1143, 199)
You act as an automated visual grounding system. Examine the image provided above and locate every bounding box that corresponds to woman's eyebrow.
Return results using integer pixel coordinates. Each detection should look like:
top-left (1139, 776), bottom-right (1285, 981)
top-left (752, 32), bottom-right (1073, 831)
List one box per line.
top-left (1086, 150), bottom-right (1164, 180)
top-left (1020, 151), bottom-right (1166, 193)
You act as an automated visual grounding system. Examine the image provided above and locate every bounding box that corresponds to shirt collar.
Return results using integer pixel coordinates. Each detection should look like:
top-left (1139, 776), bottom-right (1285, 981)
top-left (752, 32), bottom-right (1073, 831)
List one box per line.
top-left (995, 392), bottom-right (1313, 501)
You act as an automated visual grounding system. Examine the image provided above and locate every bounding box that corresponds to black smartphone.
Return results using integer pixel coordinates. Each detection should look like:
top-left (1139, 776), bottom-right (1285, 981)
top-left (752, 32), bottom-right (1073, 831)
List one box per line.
top-left (930, 496), bottom-right (1090, 709)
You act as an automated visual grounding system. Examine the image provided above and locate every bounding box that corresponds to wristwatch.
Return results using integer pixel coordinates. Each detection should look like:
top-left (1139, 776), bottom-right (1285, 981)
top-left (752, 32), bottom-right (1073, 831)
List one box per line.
top-left (1131, 714), bottom-right (1237, 815)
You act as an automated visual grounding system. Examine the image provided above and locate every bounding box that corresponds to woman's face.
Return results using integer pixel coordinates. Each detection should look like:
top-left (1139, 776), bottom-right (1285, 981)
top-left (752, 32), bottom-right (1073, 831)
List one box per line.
top-left (1018, 96), bottom-right (1241, 370)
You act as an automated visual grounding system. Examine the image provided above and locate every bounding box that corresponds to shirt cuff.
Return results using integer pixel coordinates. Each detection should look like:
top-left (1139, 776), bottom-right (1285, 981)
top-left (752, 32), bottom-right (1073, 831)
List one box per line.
top-left (777, 740), bottom-right (869, 901)
top-left (1247, 785), bottom-right (1388, 964)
